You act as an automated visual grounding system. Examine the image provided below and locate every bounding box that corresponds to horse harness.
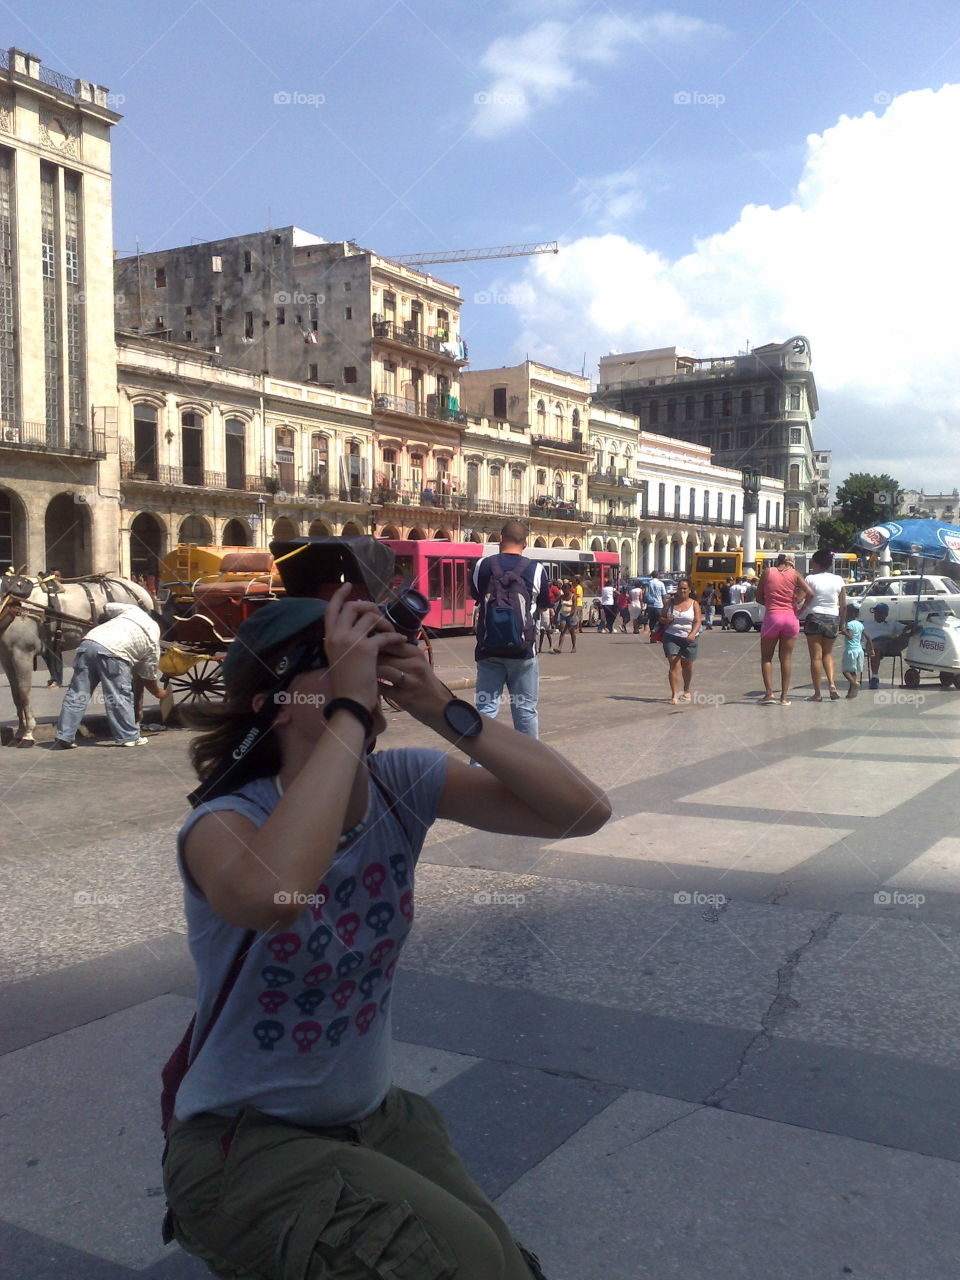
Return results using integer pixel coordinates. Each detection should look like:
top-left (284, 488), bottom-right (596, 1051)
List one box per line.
top-left (0, 572), bottom-right (147, 643)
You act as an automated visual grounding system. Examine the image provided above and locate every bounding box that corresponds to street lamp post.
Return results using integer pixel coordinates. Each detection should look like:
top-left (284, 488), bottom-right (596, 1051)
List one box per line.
top-left (741, 467), bottom-right (761, 573)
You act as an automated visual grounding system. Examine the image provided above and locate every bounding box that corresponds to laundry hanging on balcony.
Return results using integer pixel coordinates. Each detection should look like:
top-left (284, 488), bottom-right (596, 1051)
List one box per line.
top-left (301, 329), bottom-right (318, 344)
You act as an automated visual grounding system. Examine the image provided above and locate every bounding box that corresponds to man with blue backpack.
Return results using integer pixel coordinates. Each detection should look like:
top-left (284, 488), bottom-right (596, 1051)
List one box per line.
top-left (471, 520), bottom-right (552, 737)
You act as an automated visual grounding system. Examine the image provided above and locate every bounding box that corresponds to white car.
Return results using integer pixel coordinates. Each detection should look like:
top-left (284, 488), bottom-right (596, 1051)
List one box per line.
top-left (723, 600), bottom-right (764, 632)
top-left (859, 575), bottom-right (960, 625)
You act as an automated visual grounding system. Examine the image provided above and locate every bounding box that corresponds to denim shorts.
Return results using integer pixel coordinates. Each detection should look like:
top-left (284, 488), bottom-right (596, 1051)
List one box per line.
top-left (663, 635), bottom-right (699, 660)
top-left (803, 612), bottom-right (839, 639)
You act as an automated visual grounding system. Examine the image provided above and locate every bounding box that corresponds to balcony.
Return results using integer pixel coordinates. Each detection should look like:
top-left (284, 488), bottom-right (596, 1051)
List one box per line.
top-left (531, 434), bottom-right (592, 456)
top-left (529, 498), bottom-right (587, 523)
top-left (592, 512), bottom-right (639, 529)
top-left (374, 392), bottom-right (468, 426)
top-left (1, 420), bottom-right (106, 458)
top-left (588, 467), bottom-right (644, 490)
top-left (372, 319), bottom-right (468, 361)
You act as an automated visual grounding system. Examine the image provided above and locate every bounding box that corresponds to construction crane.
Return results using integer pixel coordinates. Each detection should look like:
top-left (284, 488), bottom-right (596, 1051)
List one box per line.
top-left (389, 241), bottom-right (558, 268)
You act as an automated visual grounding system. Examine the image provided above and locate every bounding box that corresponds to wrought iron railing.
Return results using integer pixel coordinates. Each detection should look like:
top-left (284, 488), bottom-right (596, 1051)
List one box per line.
top-left (0, 420), bottom-right (106, 457)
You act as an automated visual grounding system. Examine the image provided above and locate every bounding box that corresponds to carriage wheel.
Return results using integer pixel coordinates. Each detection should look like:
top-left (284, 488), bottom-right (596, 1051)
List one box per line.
top-left (939, 672), bottom-right (954, 688)
top-left (903, 668), bottom-right (921, 689)
top-left (382, 628), bottom-right (433, 711)
top-left (162, 657), bottom-right (226, 707)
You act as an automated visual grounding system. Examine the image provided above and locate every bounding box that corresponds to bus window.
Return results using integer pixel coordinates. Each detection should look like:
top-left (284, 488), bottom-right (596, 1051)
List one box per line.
top-left (427, 557), bottom-right (442, 600)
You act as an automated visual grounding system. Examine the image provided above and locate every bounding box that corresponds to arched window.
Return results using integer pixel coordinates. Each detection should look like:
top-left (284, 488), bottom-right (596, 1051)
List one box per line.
top-left (684, 395), bottom-right (695, 421)
top-left (275, 426), bottom-right (296, 492)
top-left (490, 465), bottom-right (502, 502)
top-left (554, 402), bottom-right (564, 435)
top-left (410, 452), bottom-right (423, 494)
top-left (789, 385), bottom-right (802, 411)
top-left (181, 411), bottom-right (204, 486)
top-left (509, 466), bottom-right (523, 503)
top-left (554, 471), bottom-right (564, 501)
top-left (225, 417), bottom-right (245, 490)
top-left (466, 460), bottom-right (479, 503)
top-left (133, 403), bottom-right (158, 481)
top-left (536, 399), bottom-right (546, 431)
top-left (572, 408), bottom-right (580, 430)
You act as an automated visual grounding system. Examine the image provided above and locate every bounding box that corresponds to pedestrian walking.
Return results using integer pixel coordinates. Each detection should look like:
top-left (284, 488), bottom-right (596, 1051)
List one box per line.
top-left (628, 581), bottom-right (645, 633)
top-left (661, 577), bottom-right (702, 704)
top-left (599, 581), bottom-right (618, 633)
top-left (720, 577), bottom-right (733, 629)
top-left (802, 549), bottom-right (848, 701)
top-left (554, 580), bottom-right (579, 652)
top-left (700, 581), bottom-right (717, 630)
top-left (841, 603), bottom-right (872, 698)
top-left (538, 579), bottom-right (561, 654)
top-left (616, 583), bottom-right (631, 632)
top-left (644, 571), bottom-right (666, 639)
top-left (755, 555), bottom-right (813, 705)
top-left (573, 576), bottom-right (585, 632)
top-left (470, 520), bottom-right (551, 737)
top-left (162, 589), bottom-right (610, 1280)
top-left (51, 603), bottom-right (163, 749)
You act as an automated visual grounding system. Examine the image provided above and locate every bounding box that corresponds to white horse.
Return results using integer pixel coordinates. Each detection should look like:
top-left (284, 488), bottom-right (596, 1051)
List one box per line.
top-left (0, 574), bottom-right (156, 746)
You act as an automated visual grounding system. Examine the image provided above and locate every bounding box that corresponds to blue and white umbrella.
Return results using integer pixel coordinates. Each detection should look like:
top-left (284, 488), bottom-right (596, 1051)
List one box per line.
top-left (856, 519), bottom-right (960, 564)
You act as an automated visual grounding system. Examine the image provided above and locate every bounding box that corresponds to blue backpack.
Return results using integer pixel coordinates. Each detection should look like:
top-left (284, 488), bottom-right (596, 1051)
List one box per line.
top-left (479, 557), bottom-right (537, 657)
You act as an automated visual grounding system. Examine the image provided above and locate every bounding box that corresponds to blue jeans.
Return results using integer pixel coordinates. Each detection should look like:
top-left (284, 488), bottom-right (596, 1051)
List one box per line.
top-left (56, 642), bottom-right (139, 744)
top-left (474, 657), bottom-right (540, 738)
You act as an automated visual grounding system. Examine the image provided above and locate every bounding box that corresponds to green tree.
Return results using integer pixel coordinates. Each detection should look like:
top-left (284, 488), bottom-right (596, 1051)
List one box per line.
top-left (816, 473), bottom-right (901, 550)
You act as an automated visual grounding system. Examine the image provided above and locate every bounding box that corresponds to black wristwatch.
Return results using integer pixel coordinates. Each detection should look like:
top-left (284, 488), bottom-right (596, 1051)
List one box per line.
top-left (443, 697), bottom-right (483, 739)
top-left (323, 698), bottom-right (375, 736)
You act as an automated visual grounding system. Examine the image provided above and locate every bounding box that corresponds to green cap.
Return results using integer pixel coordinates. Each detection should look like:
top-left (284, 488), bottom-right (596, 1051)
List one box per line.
top-left (222, 599), bottom-right (328, 691)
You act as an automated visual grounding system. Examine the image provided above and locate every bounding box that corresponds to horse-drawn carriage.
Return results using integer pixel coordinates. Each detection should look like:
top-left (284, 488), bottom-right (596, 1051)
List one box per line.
top-left (158, 546), bottom-right (286, 711)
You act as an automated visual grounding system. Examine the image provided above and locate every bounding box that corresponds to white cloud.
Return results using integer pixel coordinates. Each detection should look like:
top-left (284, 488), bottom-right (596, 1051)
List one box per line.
top-left (576, 168), bottom-right (648, 229)
top-left (472, 10), bottom-right (722, 139)
top-left (489, 84), bottom-right (960, 484)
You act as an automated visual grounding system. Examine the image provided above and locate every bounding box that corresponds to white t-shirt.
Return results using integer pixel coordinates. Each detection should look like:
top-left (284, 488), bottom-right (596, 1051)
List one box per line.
top-left (628, 587), bottom-right (643, 606)
top-left (864, 617), bottom-right (903, 642)
top-left (805, 572), bottom-right (846, 617)
top-left (600, 585), bottom-right (615, 606)
top-left (729, 583), bottom-right (745, 604)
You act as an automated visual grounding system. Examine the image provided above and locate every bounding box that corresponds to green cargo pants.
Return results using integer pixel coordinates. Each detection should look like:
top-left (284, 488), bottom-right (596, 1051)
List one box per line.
top-left (163, 1085), bottom-right (542, 1279)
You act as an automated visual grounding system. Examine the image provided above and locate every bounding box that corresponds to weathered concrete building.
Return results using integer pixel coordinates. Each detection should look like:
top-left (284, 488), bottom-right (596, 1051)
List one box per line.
top-left (0, 49), bottom-right (121, 574)
top-left (595, 337), bottom-right (818, 547)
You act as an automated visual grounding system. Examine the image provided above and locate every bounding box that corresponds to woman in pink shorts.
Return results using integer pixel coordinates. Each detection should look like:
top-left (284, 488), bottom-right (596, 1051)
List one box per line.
top-left (755, 555), bottom-right (813, 704)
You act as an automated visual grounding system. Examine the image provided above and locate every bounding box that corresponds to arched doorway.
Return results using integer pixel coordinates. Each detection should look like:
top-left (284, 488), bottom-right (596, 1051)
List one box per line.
top-left (408, 528), bottom-right (426, 540)
top-left (308, 519), bottom-right (332, 537)
top-left (379, 525), bottom-right (401, 540)
top-left (179, 515), bottom-right (212, 545)
top-left (341, 521), bottom-right (364, 537)
top-left (0, 489), bottom-right (27, 571)
top-left (222, 518), bottom-right (250, 546)
top-left (272, 517), bottom-right (298, 541)
top-left (466, 530), bottom-right (482, 543)
top-left (590, 538), bottom-right (603, 552)
top-left (534, 537), bottom-right (547, 548)
top-left (486, 532), bottom-right (499, 543)
top-left (552, 538), bottom-right (564, 548)
top-left (606, 539), bottom-right (617, 554)
top-left (129, 513), bottom-right (165, 590)
top-left (620, 540), bottom-right (631, 574)
top-left (569, 539), bottom-right (581, 550)
top-left (433, 529), bottom-right (450, 540)
top-left (45, 493), bottom-right (92, 576)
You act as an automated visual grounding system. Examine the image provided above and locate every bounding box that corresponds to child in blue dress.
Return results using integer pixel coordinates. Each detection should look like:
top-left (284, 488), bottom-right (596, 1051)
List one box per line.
top-left (841, 604), bottom-right (873, 698)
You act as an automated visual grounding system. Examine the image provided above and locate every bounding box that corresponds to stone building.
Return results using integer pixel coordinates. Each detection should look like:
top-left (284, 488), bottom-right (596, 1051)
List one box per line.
top-left (0, 49), bottom-right (121, 574)
top-left (595, 336), bottom-right (818, 546)
top-left (116, 333), bottom-right (374, 586)
top-left (813, 449), bottom-right (832, 510)
top-left (898, 489), bottom-right (960, 522)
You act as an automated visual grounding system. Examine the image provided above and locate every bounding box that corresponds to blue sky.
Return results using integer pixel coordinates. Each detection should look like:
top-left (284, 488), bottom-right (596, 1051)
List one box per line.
top-left (14, 0), bottom-right (960, 489)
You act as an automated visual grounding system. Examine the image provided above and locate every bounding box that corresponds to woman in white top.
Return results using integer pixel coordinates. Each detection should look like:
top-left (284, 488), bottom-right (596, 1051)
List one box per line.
top-left (661, 578), bottom-right (702, 704)
top-left (802, 549), bottom-right (848, 701)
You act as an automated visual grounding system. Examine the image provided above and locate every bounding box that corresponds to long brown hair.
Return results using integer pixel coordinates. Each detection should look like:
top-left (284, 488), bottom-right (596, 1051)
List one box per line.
top-left (185, 630), bottom-right (319, 790)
